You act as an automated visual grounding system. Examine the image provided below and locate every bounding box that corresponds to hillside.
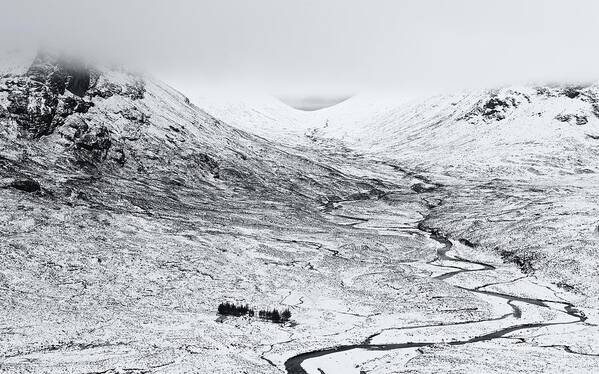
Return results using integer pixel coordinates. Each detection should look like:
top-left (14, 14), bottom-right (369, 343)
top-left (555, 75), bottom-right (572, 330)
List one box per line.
top-left (0, 53), bottom-right (420, 373)
top-left (311, 86), bottom-right (599, 303)
top-left (205, 85), bottom-right (599, 303)
top-left (1, 55), bottom-right (598, 373)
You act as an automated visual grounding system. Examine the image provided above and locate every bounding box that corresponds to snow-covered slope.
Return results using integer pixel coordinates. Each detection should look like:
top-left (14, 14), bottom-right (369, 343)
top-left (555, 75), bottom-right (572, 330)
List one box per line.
top-left (1, 53), bottom-right (423, 373)
top-left (199, 85), bottom-right (599, 301)
top-left (2, 53), bottom-right (599, 374)
top-left (193, 93), bottom-right (314, 143)
top-left (318, 86), bottom-right (599, 179)
top-left (0, 52), bottom-right (382, 212)
top-left (193, 92), bottom-right (411, 146)
top-left (207, 86), bottom-right (599, 181)
top-left (312, 85), bottom-right (599, 302)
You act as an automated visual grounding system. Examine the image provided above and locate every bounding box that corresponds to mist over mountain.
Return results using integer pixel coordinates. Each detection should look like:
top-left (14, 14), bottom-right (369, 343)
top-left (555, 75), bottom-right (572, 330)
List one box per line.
top-left (1, 50), bottom-right (598, 374)
top-left (2, 1), bottom-right (599, 373)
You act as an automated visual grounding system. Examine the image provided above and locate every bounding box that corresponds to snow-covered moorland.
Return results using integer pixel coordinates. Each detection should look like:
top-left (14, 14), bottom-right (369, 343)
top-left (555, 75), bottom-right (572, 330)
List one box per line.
top-left (1, 53), bottom-right (598, 373)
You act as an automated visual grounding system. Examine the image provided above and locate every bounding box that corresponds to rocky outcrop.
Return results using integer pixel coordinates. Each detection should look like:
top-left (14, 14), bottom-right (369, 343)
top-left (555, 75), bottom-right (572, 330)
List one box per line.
top-left (411, 183), bottom-right (437, 193)
top-left (464, 91), bottom-right (530, 122)
top-left (3, 53), bottom-right (95, 138)
top-left (196, 153), bottom-right (220, 178)
top-left (1, 52), bottom-right (146, 144)
top-left (499, 248), bottom-right (538, 274)
top-left (88, 76), bottom-right (145, 100)
top-left (555, 113), bottom-right (588, 126)
top-left (0, 50), bottom-right (373, 213)
top-left (561, 86), bottom-right (585, 99)
top-left (73, 126), bottom-right (112, 165)
top-left (4, 178), bottom-right (41, 192)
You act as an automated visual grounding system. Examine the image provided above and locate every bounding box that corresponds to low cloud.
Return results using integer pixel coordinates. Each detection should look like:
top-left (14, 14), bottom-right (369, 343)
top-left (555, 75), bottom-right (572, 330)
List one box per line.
top-left (3, 0), bottom-right (599, 98)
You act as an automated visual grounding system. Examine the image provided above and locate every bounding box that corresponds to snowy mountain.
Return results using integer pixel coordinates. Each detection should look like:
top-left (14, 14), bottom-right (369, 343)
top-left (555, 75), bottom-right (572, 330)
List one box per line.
top-left (318, 85), bottom-right (599, 178)
top-left (202, 85), bottom-right (599, 302)
top-left (0, 52), bottom-right (384, 211)
top-left (311, 86), bottom-right (599, 301)
top-left (1, 53), bottom-right (598, 374)
top-left (193, 93), bottom-right (315, 143)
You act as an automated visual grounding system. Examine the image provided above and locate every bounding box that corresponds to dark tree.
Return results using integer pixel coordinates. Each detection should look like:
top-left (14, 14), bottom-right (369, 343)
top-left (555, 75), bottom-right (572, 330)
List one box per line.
top-left (219, 303), bottom-right (292, 324)
top-left (271, 309), bottom-right (281, 323)
top-left (281, 309), bottom-right (292, 322)
top-left (218, 302), bottom-right (254, 317)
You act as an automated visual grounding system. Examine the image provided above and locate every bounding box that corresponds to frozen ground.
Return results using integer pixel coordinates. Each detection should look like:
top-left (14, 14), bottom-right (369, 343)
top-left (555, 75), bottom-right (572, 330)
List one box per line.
top-left (1, 54), bottom-right (598, 373)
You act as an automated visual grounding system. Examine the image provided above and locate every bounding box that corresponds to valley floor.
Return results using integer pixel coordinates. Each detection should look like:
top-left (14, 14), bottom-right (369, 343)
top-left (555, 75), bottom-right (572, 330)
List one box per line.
top-left (2, 143), bottom-right (598, 374)
top-left (2, 53), bottom-right (598, 374)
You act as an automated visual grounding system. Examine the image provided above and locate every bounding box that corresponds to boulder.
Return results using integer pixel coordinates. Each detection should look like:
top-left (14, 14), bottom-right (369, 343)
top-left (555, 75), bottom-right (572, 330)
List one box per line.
top-left (8, 178), bottom-right (41, 192)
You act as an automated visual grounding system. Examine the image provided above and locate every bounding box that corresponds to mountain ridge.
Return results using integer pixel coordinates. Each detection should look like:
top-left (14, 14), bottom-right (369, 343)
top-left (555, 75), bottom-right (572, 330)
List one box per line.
top-left (2, 53), bottom-right (599, 373)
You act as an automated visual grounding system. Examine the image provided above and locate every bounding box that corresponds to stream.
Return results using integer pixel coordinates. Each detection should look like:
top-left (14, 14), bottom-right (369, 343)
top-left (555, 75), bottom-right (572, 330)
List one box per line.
top-left (284, 201), bottom-right (589, 374)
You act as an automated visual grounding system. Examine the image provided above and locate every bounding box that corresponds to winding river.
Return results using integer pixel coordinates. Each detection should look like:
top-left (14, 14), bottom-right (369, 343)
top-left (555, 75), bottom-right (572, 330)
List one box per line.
top-left (284, 200), bottom-right (590, 374)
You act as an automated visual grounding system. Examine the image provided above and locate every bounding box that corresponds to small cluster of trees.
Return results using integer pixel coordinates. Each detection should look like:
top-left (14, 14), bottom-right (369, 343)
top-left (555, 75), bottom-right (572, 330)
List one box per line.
top-left (258, 308), bottom-right (292, 323)
top-left (217, 302), bottom-right (253, 317)
top-left (217, 302), bottom-right (292, 323)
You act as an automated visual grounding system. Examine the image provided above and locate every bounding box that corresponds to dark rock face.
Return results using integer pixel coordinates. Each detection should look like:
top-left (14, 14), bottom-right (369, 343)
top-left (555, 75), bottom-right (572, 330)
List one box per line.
top-left (60, 96), bottom-right (94, 116)
top-left (0, 53), bottom-right (153, 173)
top-left (535, 87), bottom-right (555, 97)
top-left (319, 195), bottom-right (342, 211)
top-left (368, 188), bottom-right (386, 198)
top-left (9, 179), bottom-right (41, 193)
top-left (88, 77), bottom-right (145, 100)
top-left (6, 86), bottom-right (57, 137)
top-left (555, 113), bottom-right (588, 126)
top-left (480, 96), bottom-right (520, 121)
top-left (124, 80), bottom-right (145, 100)
top-left (411, 183), bottom-right (437, 193)
top-left (110, 147), bottom-right (127, 166)
top-left (74, 126), bottom-right (112, 165)
top-left (556, 282), bottom-right (575, 292)
top-left (458, 238), bottom-right (477, 248)
top-left (347, 192), bottom-right (370, 201)
top-left (537, 85), bottom-right (592, 100)
top-left (562, 86), bottom-right (583, 99)
top-left (576, 115), bottom-right (588, 126)
top-left (325, 195), bottom-right (342, 203)
top-left (197, 153), bottom-right (220, 178)
top-left (65, 65), bottom-right (91, 97)
top-left (536, 85), bottom-right (599, 121)
top-left (26, 54), bottom-right (91, 97)
top-left (4, 53), bottom-right (94, 138)
top-left (500, 249), bottom-right (537, 274)
top-left (484, 98), bottom-right (508, 117)
top-left (119, 107), bottom-right (148, 124)
top-left (462, 90), bottom-right (530, 123)
top-left (88, 81), bottom-right (121, 99)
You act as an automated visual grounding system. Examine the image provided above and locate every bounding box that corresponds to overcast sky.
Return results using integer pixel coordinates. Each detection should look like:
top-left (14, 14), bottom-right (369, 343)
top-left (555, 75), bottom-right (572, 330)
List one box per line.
top-left (2, 0), bottom-right (599, 98)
